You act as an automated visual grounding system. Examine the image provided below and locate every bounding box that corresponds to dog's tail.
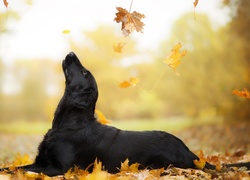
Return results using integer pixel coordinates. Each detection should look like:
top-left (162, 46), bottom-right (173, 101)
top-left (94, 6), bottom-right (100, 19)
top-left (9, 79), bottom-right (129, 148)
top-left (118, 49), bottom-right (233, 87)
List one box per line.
top-left (204, 162), bottom-right (250, 170)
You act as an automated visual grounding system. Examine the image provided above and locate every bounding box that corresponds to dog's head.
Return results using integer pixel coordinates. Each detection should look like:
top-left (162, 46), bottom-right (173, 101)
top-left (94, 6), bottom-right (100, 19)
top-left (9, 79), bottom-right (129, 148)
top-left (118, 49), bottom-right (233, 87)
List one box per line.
top-left (62, 52), bottom-right (98, 111)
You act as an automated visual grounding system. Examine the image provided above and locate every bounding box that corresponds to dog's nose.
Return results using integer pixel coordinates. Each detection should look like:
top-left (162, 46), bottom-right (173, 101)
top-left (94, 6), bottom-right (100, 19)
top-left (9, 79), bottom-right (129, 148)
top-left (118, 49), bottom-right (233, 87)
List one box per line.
top-left (68, 52), bottom-right (75, 57)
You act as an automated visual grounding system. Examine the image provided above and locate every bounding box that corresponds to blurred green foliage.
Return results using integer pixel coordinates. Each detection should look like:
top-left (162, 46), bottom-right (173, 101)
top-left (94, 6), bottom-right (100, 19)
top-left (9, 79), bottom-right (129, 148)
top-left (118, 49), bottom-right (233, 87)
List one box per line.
top-left (0, 0), bottom-right (249, 123)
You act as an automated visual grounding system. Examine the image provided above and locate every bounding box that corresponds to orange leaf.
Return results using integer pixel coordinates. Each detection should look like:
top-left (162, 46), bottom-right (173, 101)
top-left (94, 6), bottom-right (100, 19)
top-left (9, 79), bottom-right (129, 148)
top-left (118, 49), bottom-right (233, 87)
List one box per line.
top-left (3, 0), bottom-right (8, 7)
top-left (193, 0), bottom-right (199, 8)
top-left (114, 7), bottom-right (145, 36)
top-left (163, 42), bottom-right (187, 76)
top-left (232, 88), bottom-right (250, 99)
top-left (113, 42), bottom-right (126, 53)
top-left (95, 109), bottom-right (111, 125)
top-left (119, 77), bottom-right (139, 88)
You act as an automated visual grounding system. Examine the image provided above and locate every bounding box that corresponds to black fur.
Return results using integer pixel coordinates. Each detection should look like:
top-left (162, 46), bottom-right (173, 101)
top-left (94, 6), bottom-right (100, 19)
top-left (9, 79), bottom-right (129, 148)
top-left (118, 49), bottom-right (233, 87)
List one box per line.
top-left (1, 52), bottom-right (249, 176)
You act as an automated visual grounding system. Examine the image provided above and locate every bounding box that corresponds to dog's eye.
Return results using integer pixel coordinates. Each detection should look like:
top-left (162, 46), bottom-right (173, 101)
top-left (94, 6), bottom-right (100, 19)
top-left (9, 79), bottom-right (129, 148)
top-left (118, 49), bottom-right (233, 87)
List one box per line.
top-left (81, 70), bottom-right (88, 77)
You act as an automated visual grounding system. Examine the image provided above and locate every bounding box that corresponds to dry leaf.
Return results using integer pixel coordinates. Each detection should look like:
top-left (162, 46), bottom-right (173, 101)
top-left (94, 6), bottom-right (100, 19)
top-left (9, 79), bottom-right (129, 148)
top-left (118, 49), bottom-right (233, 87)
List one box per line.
top-left (193, 150), bottom-right (206, 169)
top-left (113, 42), bottom-right (126, 53)
top-left (62, 29), bottom-right (71, 34)
top-left (86, 160), bottom-right (109, 180)
top-left (119, 77), bottom-right (139, 88)
top-left (114, 7), bottom-right (145, 36)
top-left (3, 0), bottom-right (8, 7)
top-left (12, 153), bottom-right (33, 167)
top-left (193, 0), bottom-right (199, 8)
top-left (95, 109), bottom-right (111, 125)
top-left (120, 159), bottom-right (140, 172)
top-left (163, 42), bottom-right (187, 76)
top-left (232, 88), bottom-right (250, 99)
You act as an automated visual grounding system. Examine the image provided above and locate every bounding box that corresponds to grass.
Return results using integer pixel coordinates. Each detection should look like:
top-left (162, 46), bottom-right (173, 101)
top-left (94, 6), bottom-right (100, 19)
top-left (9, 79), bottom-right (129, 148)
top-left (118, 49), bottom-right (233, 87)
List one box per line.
top-left (0, 116), bottom-right (224, 134)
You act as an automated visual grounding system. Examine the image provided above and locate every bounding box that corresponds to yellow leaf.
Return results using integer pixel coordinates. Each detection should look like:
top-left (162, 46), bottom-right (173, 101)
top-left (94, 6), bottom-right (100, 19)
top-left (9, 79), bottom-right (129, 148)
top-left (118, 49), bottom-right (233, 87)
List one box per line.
top-left (163, 42), bottom-right (187, 76)
top-left (95, 109), bottom-right (111, 125)
top-left (194, 158), bottom-right (206, 169)
top-left (193, 150), bottom-right (206, 169)
top-left (232, 88), bottom-right (250, 99)
top-left (119, 77), bottom-right (139, 88)
top-left (12, 153), bottom-right (33, 167)
top-left (62, 29), bottom-right (71, 34)
top-left (113, 42), bottom-right (126, 53)
top-left (84, 160), bottom-right (109, 180)
top-left (120, 159), bottom-right (140, 172)
top-left (114, 7), bottom-right (145, 36)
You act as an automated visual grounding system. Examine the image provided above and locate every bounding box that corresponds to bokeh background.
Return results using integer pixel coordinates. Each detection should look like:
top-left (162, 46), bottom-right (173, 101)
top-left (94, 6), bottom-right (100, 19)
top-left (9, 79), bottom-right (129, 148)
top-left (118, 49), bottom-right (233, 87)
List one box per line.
top-left (0, 0), bottom-right (249, 128)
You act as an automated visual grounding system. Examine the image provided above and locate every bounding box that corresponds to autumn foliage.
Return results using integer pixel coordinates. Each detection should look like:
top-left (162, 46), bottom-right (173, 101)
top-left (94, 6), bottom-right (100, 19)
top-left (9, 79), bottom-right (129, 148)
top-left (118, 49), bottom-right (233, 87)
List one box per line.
top-left (114, 7), bottom-right (145, 37)
top-left (232, 88), bottom-right (250, 99)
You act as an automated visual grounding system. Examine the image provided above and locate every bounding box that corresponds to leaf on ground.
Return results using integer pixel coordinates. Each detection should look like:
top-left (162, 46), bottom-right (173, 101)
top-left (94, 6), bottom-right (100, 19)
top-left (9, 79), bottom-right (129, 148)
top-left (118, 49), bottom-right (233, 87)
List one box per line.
top-left (232, 88), bottom-right (250, 99)
top-left (163, 42), bottom-right (187, 76)
top-left (11, 153), bottom-right (33, 168)
top-left (120, 159), bottom-right (140, 172)
top-left (194, 150), bottom-right (206, 169)
top-left (193, 0), bottom-right (199, 8)
top-left (114, 7), bottom-right (145, 36)
top-left (119, 77), bottom-right (139, 88)
top-left (95, 110), bottom-right (111, 125)
top-left (113, 42), bottom-right (126, 53)
top-left (86, 159), bottom-right (109, 180)
top-left (3, 0), bottom-right (8, 7)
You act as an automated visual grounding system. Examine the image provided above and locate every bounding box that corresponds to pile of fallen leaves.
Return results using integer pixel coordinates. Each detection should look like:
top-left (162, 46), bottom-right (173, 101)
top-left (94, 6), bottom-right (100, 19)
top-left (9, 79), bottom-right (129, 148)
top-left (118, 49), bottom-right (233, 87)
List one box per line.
top-left (0, 122), bottom-right (250, 179)
top-left (0, 155), bottom-right (249, 179)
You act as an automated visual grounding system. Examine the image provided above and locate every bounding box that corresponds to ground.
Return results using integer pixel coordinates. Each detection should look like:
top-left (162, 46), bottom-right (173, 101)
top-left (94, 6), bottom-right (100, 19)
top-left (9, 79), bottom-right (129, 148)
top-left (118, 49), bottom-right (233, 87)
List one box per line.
top-left (0, 121), bottom-right (249, 179)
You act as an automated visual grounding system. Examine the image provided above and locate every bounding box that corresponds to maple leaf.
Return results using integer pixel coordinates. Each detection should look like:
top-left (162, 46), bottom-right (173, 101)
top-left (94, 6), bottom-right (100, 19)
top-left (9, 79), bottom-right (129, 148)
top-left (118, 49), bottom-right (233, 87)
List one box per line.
top-left (95, 109), bottom-right (111, 125)
top-left (86, 160), bottom-right (109, 180)
top-left (193, 150), bottom-right (206, 169)
top-left (12, 153), bottom-right (33, 167)
top-left (232, 88), bottom-right (250, 99)
top-left (119, 77), bottom-right (139, 88)
top-left (114, 7), bottom-right (145, 36)
top-left (163, 42), bottom-right (187, 76)
top-left (120, 159), bottom-right (140, 172)
top-left (193, 0), bottom-right (199, 8)
top-left (3, 0), bottom-right (8, 7)
top-left (62, 29), bottom-right (71, 34)
top-left (113, 42), bottom-right (126, 53)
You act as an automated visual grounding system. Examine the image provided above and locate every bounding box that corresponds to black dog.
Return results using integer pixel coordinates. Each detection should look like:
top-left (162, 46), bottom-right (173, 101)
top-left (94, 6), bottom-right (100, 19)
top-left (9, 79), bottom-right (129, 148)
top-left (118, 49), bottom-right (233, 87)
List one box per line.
top-left (1, 52), bottom-right (249, 176)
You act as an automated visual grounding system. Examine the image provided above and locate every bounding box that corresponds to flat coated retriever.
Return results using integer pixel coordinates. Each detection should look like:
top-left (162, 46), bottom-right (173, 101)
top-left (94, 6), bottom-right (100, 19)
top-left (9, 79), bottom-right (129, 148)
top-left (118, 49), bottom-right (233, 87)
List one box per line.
top-left (1, 52), bottom-right (249, 176)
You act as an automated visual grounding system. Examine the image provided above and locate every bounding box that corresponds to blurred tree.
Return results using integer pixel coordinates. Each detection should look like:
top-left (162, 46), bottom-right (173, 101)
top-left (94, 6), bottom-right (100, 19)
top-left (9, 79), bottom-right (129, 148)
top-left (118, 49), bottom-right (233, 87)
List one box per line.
top-left (0, 59), bottom-right (64, 122)
top-left (157, 12), bottom-right (248, 119)
top-left (222, 0), bottom-right (250, 119)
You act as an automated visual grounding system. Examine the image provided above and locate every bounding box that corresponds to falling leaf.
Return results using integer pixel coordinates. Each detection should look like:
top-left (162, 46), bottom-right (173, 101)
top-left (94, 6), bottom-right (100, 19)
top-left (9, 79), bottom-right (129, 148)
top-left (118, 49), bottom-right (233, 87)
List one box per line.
top-left (3, 0), bottom-right (8, 7)
top-left (120, 159), bottom-right (140, 172)
top-left (114, 7), bottom-right (145, 36)
top-left (95, 109), bottom-right (111, 125)
top-left (163, 42), bottom-right (187, 76)
top-left (113, 42), bottom-right (126, 53)
top-left (232, 88), bottom-right (250, 99)
top-left (193, 0), bottom-right (199, 8)
top-left (62, 29), bottom-right (71, 34)
top-left (119, 77), bottom-right (139, 88)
